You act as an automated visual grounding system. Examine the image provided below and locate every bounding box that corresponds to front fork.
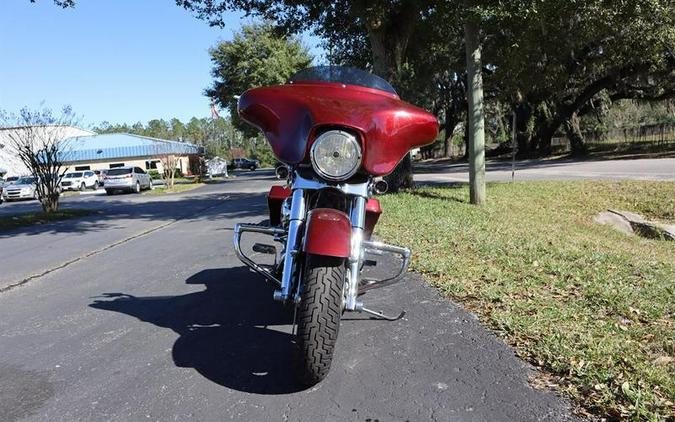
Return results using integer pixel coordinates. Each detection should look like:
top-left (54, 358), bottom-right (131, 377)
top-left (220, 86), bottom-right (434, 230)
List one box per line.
top-left (346, 196), bottom-right (366, 311)
top-left (272, 188), bottom-right (365, 312)
top-left (273, 189), bottom-right (306, 302)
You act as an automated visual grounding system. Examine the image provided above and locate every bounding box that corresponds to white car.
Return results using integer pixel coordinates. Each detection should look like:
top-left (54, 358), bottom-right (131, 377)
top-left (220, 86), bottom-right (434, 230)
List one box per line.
top-left (2, 176), bottom-right (38, 201)
top-left (60, 171), bottom-right (100, 191)
top-left (103, 166), bottom-right (153, 194)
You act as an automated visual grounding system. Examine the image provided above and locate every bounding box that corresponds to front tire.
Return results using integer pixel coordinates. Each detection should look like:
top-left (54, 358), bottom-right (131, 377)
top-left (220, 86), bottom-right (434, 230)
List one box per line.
top-left (296, 254), bottom-right (345, 385)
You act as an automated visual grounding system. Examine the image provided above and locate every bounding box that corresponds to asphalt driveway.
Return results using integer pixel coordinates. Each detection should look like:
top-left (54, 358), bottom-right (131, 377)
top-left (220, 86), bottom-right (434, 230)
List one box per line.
top-left (0, 171), bottom-right (582, 421)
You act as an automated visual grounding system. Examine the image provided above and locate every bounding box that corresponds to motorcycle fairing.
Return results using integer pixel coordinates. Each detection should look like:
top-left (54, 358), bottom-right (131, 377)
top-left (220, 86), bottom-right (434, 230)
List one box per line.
top-left (238, 82), bottom-right (439, 176)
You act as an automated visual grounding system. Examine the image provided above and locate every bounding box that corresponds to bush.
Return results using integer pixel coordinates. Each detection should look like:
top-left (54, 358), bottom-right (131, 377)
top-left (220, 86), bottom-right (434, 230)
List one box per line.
top-left (168, 168), bottom-right (183, 178)
top-left (149, 168), bottom-right (183, 179)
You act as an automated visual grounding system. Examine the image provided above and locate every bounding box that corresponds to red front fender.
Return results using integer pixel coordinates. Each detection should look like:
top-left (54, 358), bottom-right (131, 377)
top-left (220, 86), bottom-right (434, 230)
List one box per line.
top-left (303, 208), bottom-right (351, 258)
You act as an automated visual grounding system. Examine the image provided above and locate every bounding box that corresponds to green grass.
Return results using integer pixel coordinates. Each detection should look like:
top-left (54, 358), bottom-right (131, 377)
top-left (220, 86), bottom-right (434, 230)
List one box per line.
top-left (377, 181), bottom-right (674, 421)
top-left (0, 209), bottom-right (99, 231)
top-left (142, 182), bottom-right (204, 196)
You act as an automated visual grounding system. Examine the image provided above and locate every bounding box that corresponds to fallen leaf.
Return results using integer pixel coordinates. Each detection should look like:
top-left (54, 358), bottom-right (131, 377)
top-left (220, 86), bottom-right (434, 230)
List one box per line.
top-left (621, 381), bottom-right (632, 397)
top-left (652, 356), bottom-right (673, 366)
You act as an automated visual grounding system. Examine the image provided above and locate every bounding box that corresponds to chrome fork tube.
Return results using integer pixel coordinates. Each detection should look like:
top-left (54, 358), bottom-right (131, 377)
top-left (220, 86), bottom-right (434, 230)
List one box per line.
top-left (346, 195), bottom-right (366, 311)
top-left (273, 188), bottom-right (306, 302)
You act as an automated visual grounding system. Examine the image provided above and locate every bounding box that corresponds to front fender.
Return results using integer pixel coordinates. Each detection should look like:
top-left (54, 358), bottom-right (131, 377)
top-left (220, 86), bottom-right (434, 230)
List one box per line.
top-left (303, 208), bottom-right (351, 258)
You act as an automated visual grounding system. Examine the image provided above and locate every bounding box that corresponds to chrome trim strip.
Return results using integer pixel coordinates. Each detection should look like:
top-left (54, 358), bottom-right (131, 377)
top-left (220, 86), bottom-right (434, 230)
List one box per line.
top-left (292, 173), bottom-right (369, 197)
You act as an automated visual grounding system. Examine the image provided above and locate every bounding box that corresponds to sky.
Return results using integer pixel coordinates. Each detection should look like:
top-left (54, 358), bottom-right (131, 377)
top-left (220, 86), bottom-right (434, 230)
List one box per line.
top-left (0, 0), bottom-right (323, 128)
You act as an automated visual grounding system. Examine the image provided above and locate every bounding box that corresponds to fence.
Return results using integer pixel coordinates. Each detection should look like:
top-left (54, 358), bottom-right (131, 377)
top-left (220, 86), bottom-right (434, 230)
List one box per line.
top-left (552, 123), bottom-right (675, 153)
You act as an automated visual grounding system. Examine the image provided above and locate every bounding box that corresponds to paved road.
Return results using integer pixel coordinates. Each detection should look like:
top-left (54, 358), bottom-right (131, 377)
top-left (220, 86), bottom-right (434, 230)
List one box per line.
top-left (0, 171), bottom-right (582, 421)
top-left (414, 157), bottom-right (675, 184)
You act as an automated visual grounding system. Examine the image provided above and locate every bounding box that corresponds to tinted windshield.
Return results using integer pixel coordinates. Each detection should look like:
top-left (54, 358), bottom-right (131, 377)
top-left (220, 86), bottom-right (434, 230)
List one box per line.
top-left (16, 177), bottom-right (35, 184)
top-left (289, 66), bottom-right (397, 95)
top-left (107, 168), bottom-right (132, 176)
top-left (65, 172), bottom-right (83, 178)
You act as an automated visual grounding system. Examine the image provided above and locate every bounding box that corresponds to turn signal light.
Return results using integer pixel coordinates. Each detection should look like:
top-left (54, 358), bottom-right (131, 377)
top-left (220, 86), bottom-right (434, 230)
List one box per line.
top-left (374, 180), bottom-right (388, 194)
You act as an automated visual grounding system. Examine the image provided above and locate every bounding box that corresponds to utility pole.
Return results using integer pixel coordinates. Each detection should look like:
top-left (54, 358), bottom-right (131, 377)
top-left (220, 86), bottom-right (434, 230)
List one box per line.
top-left (464, 0), bottom-right (486, 205)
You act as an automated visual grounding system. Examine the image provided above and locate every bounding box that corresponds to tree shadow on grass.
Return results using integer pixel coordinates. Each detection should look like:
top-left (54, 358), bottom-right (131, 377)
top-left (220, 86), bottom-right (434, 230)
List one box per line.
top-left (405, 183), bottom-right (467, 203)
top-left (89, 266), bottom-right (307, 395)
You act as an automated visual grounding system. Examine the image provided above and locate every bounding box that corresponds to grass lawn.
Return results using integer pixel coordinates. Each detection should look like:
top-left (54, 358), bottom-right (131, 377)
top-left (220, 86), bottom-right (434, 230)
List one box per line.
top-left (377, 181), bottom-right (674, 421)
top-left (142, 182), bottom-right (204, 196)
top-left (0, 209), bottom-right (99, 231)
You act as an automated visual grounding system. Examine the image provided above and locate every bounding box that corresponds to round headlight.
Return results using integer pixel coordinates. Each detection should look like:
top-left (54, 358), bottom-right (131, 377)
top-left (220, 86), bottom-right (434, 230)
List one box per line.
top-left (310, 130), bottom-right (362, 181)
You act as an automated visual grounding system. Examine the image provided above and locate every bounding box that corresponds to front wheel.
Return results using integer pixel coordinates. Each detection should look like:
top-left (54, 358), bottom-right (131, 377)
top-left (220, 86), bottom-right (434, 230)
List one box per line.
top-left (296, 254), bottom-right (345, 385)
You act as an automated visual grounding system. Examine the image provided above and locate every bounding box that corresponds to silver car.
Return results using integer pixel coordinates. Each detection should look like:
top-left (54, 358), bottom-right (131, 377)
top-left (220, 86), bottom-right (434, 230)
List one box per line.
top-left (103, 166), bottom-right (153, 195)
top-left (2, 176), bottom-right (38, 201)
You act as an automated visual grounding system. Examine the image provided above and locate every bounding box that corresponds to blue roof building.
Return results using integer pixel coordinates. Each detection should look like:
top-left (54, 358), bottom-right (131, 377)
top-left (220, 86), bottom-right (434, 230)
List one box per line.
top-left (60, 133), bottom-right (204, 175)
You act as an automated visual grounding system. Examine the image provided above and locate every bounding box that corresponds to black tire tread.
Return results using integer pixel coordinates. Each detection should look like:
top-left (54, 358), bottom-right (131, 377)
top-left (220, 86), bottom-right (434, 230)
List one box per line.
top-left (296, 254), bottom-right (344, 385)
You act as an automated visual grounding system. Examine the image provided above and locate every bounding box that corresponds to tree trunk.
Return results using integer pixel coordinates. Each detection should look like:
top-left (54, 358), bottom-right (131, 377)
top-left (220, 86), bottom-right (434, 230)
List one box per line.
top-left (535, 123), bottom-right (556, 156)
top-left (443, 107), bottom-right (458, 157)
top-left (45, 194), bottom-right (59, 213)
top-left (514, 103), bottom-right (533, 157)
top-left (563, 112), bottom-right (588, 156)
top-left (464, 2), bottom-right (486, 205)
top-left (365, 2), bottom-right (420, 191)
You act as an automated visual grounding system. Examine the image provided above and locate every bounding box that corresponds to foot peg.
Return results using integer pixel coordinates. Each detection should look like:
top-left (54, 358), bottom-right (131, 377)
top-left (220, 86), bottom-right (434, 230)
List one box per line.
top-left (361, 306), bottom-right (406, 321)
top-left (252, 243), bottom-right (276, 254)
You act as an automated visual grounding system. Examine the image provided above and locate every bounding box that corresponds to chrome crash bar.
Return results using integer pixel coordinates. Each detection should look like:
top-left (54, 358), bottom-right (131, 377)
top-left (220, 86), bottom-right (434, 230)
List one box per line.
top-left (358, 240), bottom-right (411, 294)
top-left (233, 223), bottom-right (285, 287)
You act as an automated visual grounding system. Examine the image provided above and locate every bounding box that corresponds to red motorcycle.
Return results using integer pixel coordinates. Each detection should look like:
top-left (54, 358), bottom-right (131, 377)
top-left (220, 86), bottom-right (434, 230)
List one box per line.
top-left (233, 66), bottom-right (438, 385)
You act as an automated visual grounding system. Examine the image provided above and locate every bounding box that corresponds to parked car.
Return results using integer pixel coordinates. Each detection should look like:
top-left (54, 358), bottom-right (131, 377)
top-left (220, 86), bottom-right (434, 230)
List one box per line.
top-left (103, 166), bottom-right (152, 195)
top-left (229, 158), bottom-right (260, 171)
top-left (2, 176), bottom-right (38, 201)
top-left (60, 171), bottom-right (99, 191)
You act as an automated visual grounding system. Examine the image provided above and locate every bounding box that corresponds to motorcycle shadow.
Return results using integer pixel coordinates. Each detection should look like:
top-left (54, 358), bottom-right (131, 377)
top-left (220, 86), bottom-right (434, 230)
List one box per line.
top-left (90, 267), bottom-right (306, 395)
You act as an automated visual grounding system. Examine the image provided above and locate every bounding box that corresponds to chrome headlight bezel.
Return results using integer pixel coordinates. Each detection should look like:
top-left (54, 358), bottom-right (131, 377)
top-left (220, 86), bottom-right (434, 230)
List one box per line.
top-left (310, 130), bottom-right (362, 181)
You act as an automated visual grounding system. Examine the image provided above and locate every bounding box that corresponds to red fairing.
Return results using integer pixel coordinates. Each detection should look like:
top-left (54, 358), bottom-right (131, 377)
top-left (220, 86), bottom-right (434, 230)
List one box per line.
top-left (238, 82), bottom-right (439, 176)
top-left (267, 185), bottom-right (291, 226)
top-left (364, 198), bottom-right (382, 240)
top-left (303, 208), bottom-right (351, 258)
